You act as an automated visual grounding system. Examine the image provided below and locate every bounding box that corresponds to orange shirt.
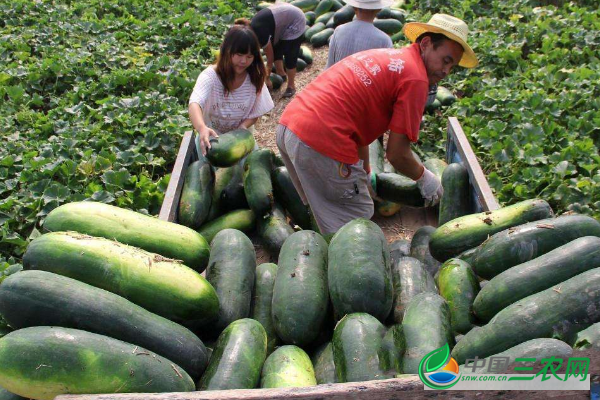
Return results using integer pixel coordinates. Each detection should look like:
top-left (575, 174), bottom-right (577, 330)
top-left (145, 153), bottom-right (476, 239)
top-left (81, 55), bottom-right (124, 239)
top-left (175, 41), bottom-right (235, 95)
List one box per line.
top-left (279, 43), bottom-right (429, 164)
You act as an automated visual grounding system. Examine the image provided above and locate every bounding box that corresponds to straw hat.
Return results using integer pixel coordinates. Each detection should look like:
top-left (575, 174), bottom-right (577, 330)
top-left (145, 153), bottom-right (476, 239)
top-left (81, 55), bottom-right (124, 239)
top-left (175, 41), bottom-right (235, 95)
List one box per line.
top-left (403, 14), bottom-right (478, 68)
top-left (343, 0), bottom-right (394, 10)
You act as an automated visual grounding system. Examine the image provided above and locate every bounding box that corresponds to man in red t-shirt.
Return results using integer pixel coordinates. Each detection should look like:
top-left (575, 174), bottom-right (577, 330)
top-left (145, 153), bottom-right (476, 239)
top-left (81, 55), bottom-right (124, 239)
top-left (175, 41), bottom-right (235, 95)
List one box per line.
top-left (277, 14), bottom-right (478, 235)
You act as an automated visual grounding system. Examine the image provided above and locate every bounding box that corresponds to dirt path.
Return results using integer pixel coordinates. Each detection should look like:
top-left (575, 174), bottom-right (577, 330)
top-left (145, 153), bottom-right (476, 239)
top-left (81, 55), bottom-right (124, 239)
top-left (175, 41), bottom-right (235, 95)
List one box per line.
top-left (251, 45), bottom-right (431, 264)
top-left (253, 45), bottom-right (329, 152)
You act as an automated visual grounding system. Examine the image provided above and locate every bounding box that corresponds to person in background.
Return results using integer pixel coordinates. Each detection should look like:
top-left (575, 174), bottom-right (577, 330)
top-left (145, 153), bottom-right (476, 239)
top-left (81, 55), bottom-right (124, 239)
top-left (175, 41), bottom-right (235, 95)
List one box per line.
top-left (241, 2), bottom-right (306, 98)
top-left (276, 14), bottom-right (478, 236)
top-left (189, 21), bottom-right (274, 156)
top-left (326, 0), bottom-right (393, 69)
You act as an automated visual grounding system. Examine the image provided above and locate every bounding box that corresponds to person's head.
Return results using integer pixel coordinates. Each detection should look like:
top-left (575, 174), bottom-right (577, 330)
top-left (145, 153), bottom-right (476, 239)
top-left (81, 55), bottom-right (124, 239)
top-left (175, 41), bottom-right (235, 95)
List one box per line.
top-left (354, 7), bottom-right (379, 22)
top-left (216, 19), bottom-right (267, 94)
top-left (416, 33), bottom-right (464, 85)
top-left (403, 14), bottom-right (478, 85)
top-left (344, 0), bottom-right (393, 20)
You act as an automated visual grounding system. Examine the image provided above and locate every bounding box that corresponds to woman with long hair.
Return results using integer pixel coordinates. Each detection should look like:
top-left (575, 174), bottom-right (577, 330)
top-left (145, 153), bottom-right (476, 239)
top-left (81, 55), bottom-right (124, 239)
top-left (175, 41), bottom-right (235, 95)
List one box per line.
top-left (189, 21), bottom-right (274, 155)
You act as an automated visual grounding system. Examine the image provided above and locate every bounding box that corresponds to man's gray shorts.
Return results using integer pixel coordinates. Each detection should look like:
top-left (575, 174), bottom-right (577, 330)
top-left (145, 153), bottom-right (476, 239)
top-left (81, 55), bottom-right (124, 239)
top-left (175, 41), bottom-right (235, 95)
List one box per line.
top-left (276, 124), bottom-right (374, 235)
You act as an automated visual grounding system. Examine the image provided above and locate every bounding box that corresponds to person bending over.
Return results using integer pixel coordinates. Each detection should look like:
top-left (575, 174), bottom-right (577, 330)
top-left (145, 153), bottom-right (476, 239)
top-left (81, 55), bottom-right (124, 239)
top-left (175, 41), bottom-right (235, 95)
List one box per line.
top-left (189, 21), bottom-right (274, 155)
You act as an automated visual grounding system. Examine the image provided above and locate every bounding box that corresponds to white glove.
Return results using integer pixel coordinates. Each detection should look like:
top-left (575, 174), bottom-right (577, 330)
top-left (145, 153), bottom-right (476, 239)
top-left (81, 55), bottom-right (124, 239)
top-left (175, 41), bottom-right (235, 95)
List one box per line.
top-left (416, 167), bottom-right (443, 207)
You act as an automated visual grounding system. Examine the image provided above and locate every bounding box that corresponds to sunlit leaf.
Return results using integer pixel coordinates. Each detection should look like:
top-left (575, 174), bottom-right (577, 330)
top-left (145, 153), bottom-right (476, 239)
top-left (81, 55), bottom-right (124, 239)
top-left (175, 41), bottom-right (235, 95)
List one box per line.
top-left (42, 183), bottom-right (70, 204)
top-left (90, 190), bottom-right (116, 203)
top-left (102, 169), bottom-right (132, 189)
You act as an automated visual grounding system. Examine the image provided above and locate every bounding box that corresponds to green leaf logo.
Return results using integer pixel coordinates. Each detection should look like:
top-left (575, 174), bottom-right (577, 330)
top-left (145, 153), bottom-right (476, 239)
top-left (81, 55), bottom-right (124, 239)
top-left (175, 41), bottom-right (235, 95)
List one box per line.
top-left (419, 343), bottom-right (460, 390)
top-left (425, 343), bottom-right (450, 373)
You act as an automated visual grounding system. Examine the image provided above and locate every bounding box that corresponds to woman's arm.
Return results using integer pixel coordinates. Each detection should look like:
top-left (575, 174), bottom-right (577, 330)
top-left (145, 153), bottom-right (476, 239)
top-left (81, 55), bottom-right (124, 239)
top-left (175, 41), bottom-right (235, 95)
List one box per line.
top-left (189, 103), bottom-right (218, 155)
top-left (263, 41), bottom-right (275, 75)
top-left (239, 117), bottom-right (259, 130)
top-left (246, 81), bottom-right (275, 123)
top-left (264, 41), bottom-right (275, 89)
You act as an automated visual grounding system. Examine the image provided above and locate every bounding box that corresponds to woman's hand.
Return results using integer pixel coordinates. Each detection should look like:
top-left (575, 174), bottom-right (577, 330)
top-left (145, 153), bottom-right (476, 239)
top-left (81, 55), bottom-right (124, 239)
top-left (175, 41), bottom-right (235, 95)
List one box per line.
top-left (188, 103), bottom-right (217, 155)
top-left (199, 126), bottom-right (219, 156)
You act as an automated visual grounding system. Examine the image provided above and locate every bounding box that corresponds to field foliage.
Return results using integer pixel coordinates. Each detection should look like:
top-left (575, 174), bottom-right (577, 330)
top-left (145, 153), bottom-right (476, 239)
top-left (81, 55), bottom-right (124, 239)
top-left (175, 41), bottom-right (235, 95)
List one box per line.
top-left (0, 0), bottom-right (253, 267)
top-left (411, 0), bottom-right (600, 219)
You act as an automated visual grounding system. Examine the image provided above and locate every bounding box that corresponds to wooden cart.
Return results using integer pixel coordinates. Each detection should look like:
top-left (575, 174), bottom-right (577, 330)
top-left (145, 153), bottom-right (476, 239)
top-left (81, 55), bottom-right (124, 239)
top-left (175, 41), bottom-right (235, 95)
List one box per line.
top-left (59, 117), bottom-right (499, 400)
top-left (157, 117), bottom-right (498, 247)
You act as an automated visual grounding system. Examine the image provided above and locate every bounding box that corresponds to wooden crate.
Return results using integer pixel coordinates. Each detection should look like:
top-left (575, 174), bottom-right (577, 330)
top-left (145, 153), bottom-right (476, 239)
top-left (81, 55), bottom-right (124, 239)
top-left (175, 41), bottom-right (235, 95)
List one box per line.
top-left (446, 117), bottom-right (499, 213)
top-left (158, 117), bottom-right (497, 234)
top-left (57, 118), bottom-right (499, 400)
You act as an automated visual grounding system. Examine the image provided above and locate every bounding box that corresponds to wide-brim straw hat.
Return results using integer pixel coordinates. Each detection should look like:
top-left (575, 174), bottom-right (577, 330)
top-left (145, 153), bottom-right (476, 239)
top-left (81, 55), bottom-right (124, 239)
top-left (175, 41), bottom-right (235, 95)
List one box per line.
top-left (403, 14), bottom-right (478, 68)
top-left (343, 0), bottom-right (394, 10)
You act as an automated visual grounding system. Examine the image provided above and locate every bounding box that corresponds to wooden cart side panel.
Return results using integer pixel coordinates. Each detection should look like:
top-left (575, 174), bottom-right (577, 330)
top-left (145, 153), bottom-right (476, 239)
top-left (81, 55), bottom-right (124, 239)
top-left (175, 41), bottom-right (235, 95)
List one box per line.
top-left (446, 117), bottom-right (500, 212)
top-left (158, 131), bottom-right (196, 222)
top-left (447, 138), bottom-right (479, 214)
top-left (57, 376), bottom-right (425, 400)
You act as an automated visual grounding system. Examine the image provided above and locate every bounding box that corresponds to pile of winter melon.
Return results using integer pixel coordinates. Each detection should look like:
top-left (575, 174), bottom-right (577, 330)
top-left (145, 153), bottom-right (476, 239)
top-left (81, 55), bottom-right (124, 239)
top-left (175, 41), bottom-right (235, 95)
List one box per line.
top-left (3, 129), bottom-right (600, 398)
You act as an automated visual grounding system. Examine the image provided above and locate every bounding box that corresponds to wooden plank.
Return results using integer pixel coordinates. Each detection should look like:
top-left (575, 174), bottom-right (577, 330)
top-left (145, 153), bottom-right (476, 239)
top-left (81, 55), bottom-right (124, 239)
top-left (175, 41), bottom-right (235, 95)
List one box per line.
top-left (424, 206), bottom-right (438, 228)
top-left (445, 137), bottom-right (479, 213)
top-left (55, 347), bottom-right (600, 400)
top-left (158, 131), bottom-right (195, 222)
top-left (447, 117), bottom-right (500, 212)
top-left (57, 376), bottom-right (425, 400)
top-left (58, 346), bottom-right (600, 400)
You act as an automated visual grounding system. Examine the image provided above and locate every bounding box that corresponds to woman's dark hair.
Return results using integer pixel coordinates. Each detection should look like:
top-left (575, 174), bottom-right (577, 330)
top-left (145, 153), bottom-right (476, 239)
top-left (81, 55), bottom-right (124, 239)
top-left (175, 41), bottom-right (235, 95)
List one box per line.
top-left (415, 32), bottom-right (448, 49)
top-left (216, 20), bottom-right (267, 95)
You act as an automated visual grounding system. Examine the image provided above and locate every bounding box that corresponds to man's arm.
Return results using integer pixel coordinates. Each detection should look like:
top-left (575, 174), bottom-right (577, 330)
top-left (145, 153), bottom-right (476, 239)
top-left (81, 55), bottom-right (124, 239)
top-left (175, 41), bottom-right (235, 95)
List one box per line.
top-left (358, 145), bottom-right (370, 173)
top-left (386, 132), bottom-right (423, 180)
top-left (386, 132), bottom-right (443, 206)
top-left (325, 33), bottom-right (336, 69)
top-left (359, 144), bottom-right (379, 199)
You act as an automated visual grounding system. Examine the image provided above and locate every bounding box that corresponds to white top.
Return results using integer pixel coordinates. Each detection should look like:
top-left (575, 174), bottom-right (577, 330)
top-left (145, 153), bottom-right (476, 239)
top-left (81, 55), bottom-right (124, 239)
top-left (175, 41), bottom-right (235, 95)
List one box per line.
top-left (326, 20), bottom-right (393, 69)
top-left (189, 67), bottom-right (274, 134)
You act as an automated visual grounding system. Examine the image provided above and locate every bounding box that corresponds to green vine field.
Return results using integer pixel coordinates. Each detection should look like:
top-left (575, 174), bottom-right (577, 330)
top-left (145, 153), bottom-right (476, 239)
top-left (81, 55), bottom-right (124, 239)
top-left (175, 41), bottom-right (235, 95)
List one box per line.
top-left (411, 0), bottom-right (600, 219)
top-left (0, 0), bottom-right (254, 269)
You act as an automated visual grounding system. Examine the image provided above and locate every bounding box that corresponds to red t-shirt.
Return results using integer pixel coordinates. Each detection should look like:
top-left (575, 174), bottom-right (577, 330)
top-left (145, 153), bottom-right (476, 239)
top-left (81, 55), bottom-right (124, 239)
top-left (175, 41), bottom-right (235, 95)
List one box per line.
top-left (279, 43), bottom-right (429, 164)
